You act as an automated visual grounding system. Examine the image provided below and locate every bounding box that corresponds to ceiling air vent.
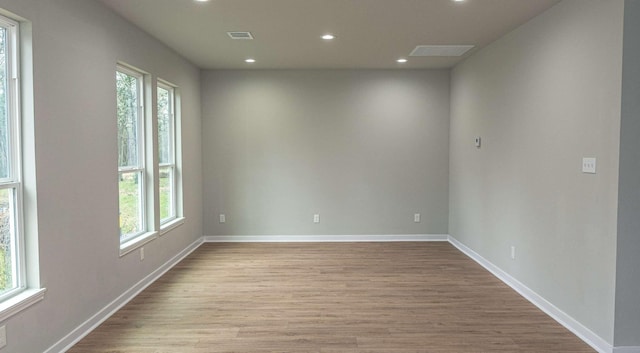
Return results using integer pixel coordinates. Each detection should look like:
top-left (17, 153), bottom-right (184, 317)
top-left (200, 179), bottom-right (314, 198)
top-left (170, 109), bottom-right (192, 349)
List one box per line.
top-left (409, 45), bottom-right (474, 57)
top-left (227, 31), bottom-right (254, 40)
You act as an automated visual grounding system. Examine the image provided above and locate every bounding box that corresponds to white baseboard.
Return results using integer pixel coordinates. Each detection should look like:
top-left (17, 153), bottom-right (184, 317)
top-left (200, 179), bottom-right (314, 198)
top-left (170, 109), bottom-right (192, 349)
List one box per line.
top-left (448, 236), bottom-right (613, 353)
top-left (204, 234), bottom-right (448, 242)
top-left (45, 237), bottom-right (204, 353)
top-left (614, 347), bottom-right (640, 353)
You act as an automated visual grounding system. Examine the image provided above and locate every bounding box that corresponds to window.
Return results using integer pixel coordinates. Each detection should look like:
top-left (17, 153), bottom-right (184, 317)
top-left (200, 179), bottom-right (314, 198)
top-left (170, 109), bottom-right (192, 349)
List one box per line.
top-left (116, 66), bottom-right (147, 243)
top-left (0, 11), bottom-right (44, 319)
top-left (0, 15), bottom-right (24, 300)
top-left (116, 67), bottom-right (183, 251)
top-left (157, 82), bottom-right (177, 225)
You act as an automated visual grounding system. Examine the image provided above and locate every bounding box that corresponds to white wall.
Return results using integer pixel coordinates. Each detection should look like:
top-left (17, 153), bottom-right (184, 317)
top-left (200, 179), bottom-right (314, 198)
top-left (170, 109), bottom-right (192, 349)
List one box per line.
top-left (201, 70), bottom-right (450, 237)
top-left (449, 0), bottom-right (623, 344)
top-left (0, 0), bottom-right (202, 352)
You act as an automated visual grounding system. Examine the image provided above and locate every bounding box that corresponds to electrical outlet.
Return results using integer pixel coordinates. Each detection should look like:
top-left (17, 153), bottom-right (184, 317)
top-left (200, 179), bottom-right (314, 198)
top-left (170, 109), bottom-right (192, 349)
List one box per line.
top-left (414, 213), bottom-right (421, 223)
top-left (140, 247), bottom-right (144, 261)
top-left (0, 325), bottom-right (7, 348)
top-left (510, 246), bottom-right (516, 260)
top-left (313, 214), bottom-right (320, 223)
top-left (475, 136), bottom-right (481, 148)
top-left (219, 214), bottom-right (226, 223)
top-left (582, 157), bottom-right (596, 174)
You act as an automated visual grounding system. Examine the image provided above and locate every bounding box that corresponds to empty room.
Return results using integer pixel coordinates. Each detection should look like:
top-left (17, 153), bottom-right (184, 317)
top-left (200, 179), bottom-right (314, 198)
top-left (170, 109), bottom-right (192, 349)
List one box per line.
top-left (0, 0), bottom-right (637, 352)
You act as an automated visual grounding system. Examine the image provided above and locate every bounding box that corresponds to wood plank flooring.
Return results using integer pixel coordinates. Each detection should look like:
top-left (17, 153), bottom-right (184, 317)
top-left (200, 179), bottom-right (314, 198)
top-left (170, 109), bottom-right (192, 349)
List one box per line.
top-left (68, 242), bottom-right (594, 352)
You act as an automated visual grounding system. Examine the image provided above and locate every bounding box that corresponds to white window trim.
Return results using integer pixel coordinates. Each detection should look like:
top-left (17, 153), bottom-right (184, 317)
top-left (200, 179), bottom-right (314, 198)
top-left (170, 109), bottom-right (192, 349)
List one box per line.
top-left (116, 64), bottom-right (150, 246)
top-left (0, 288), bottom-right (45, 322)
top-left (159, 217), bottom-right (185, 236)
top-left (157, 80), bottom-right (181, 230)
top-left (116, 75), bottom-right (184, 254)
top-left (119, 230), bottom-right (157, 257)
top-left (0, 12), bottom-right (44, 318)
top-left (0, 14), bottom-right (25, 303)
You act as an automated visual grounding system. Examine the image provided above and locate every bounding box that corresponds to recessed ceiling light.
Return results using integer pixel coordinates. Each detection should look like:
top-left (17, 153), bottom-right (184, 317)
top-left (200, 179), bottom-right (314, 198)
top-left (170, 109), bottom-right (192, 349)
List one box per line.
top-left (194, 0), bottom-right (210, 2)
top-left (453, 0), bottom-right (465, 2)
top-left (322, 34), bottom-right (335, 40)
top-left (245, 58), bottom-right (256, 63)
top-left (397, 58), bottom-right (408, 63)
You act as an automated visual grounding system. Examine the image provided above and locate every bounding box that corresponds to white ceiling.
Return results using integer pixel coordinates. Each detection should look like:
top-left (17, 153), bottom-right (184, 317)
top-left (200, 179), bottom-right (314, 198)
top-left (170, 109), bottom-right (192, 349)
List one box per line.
top-left (99, 0), bottom-right (560, 70)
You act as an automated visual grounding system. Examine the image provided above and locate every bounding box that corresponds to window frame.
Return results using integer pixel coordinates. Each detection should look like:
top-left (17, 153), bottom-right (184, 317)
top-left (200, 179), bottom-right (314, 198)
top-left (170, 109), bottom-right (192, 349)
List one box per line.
top-left (0, 13), bottom-right (27, 303)
top-left (157, 81), bottom-right (177, 226)
top-left (0, 13), bottom-right (46, 316)
top-left (0, 10), bottom-right (45, 321)
top-left (116, 69), bottom-right (185, 254)
top-left (116, 64), bottom-right (154, 249)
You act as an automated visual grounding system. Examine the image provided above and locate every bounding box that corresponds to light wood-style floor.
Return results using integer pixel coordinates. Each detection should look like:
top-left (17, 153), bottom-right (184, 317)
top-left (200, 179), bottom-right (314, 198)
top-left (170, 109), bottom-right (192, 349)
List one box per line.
top-left (69, 242), bottom-right (594, 353)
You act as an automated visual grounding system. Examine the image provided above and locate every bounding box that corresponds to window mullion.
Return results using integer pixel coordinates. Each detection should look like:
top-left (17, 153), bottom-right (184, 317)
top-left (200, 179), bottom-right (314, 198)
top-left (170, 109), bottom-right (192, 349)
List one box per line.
top-left (118, 166), bottom-right (144, 173)
top-left (0, 182), bottom-right (20, 189)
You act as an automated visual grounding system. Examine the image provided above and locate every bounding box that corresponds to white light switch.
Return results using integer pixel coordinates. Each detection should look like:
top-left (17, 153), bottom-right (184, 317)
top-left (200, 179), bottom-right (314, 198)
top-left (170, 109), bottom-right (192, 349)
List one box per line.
top-left (414, 213), bottom-right (421, 223)
top-left (219, 214), bottom-right (226, 223)
top-left (313, 214), bottom-right (320, 223)
top-left (475, 136), bottom-right (481, 148)
top-left (582, 158), bottom-right (596, 174)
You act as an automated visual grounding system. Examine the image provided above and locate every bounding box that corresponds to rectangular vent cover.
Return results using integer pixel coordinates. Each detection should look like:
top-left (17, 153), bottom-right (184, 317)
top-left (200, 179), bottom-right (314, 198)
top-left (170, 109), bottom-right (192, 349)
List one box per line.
top-left (227, 31), bottom-right (254, 40)
top-left (409, 45), bottom-right (474, 57)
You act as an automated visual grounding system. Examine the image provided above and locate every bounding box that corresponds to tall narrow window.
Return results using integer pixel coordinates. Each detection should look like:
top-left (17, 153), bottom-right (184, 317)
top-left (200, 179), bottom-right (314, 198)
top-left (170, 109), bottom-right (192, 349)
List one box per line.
top-left (0, 15), bottom-right (23, 300)
top-left (157, 82), bottom-right (176, 225)
top-left (116, 66), bottom-right (146, 242)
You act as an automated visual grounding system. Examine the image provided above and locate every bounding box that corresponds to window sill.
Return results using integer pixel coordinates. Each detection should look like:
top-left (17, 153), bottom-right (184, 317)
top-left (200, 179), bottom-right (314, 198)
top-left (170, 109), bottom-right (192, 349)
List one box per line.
top-left (119, 231), bottom-right (158, 257)
top-left (160, 217), bottom-right (185, 236)
top-left (0, 288), bottom-right (46, 323)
